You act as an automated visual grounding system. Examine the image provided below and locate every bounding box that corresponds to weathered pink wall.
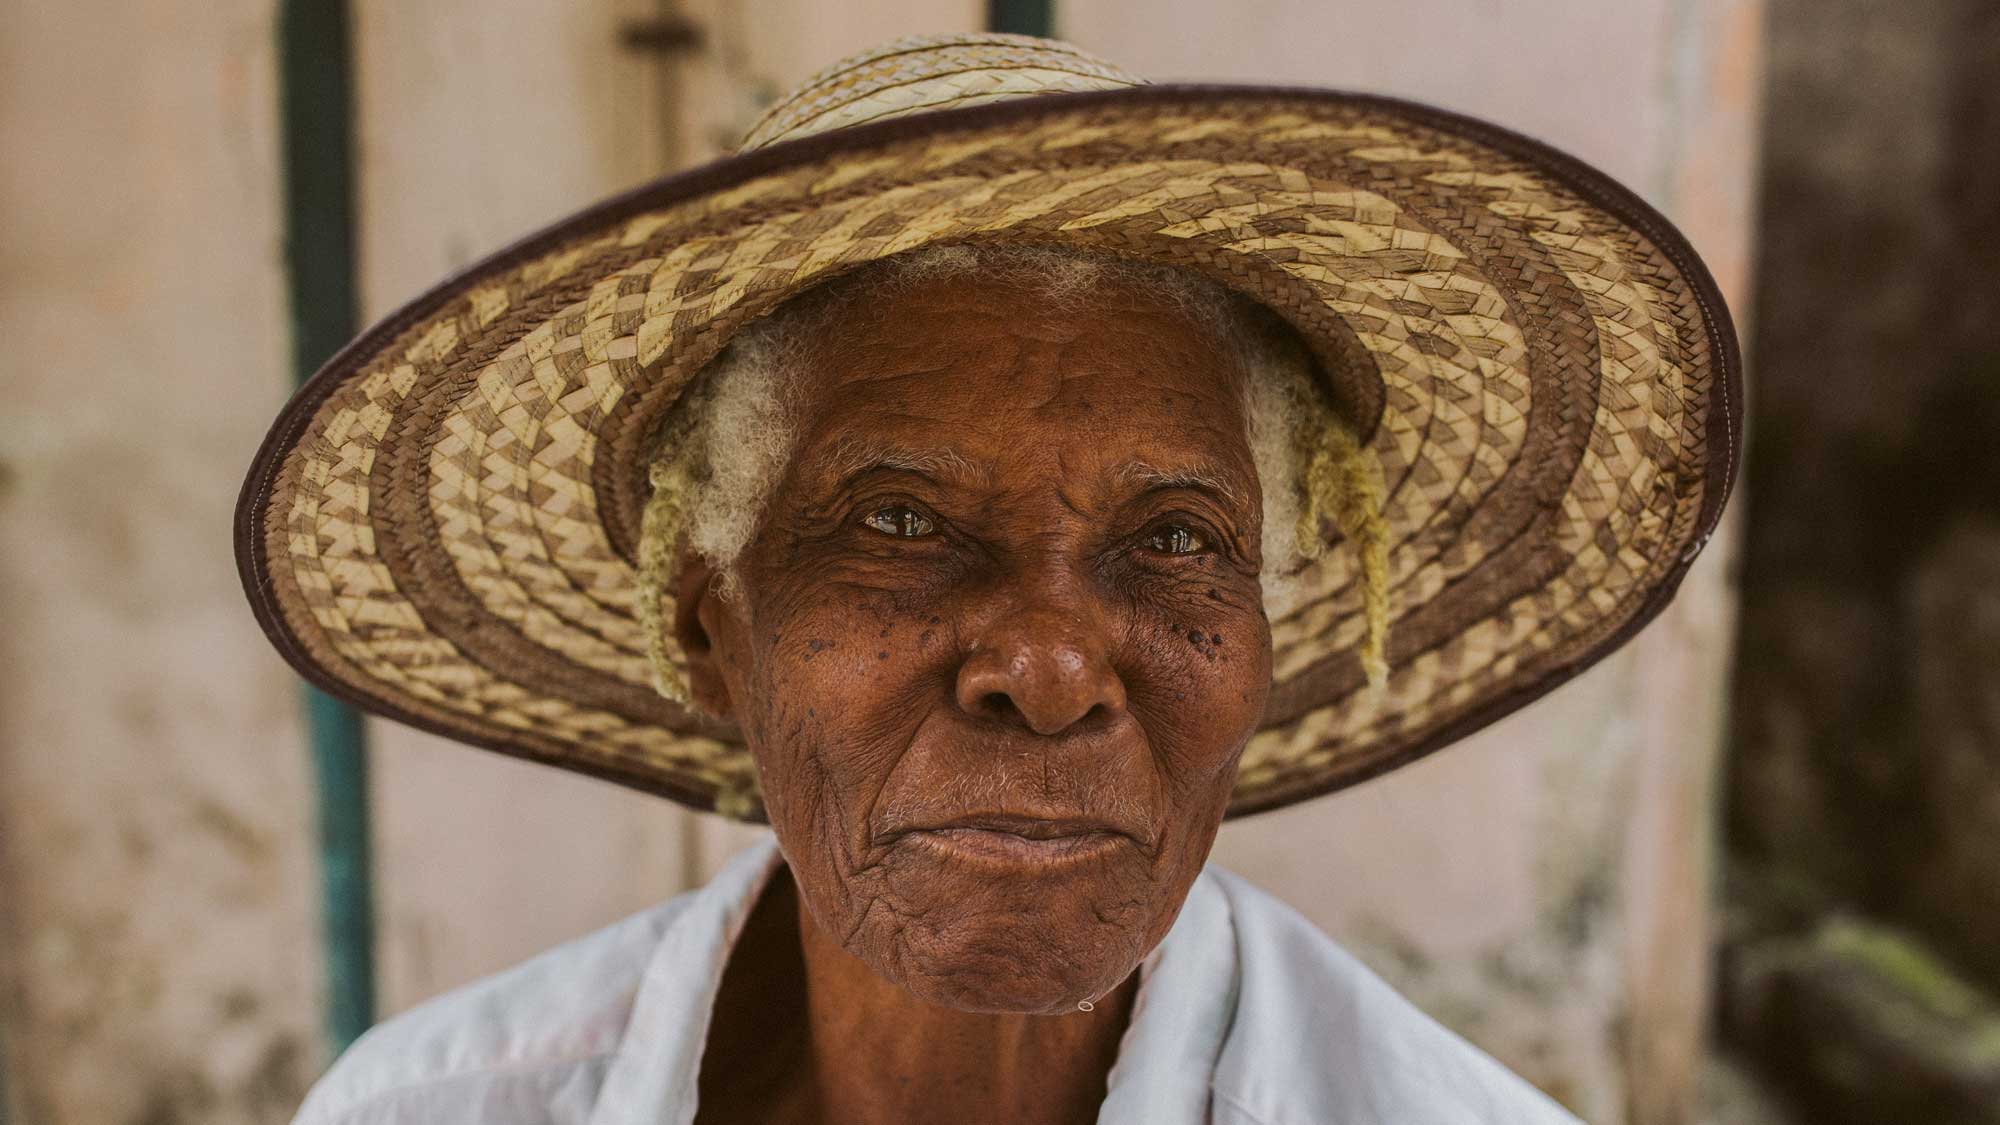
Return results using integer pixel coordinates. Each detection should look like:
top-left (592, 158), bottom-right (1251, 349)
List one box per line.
top-left (0, 3), bottom-right (320, 1121)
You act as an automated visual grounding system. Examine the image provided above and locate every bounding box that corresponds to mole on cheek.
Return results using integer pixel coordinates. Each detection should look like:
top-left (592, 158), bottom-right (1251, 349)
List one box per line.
top-left (1184, 626), bottom-right (1222, 662)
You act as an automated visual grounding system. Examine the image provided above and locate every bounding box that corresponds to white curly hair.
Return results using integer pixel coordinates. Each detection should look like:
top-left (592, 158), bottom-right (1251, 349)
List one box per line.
top-left (636, 243), bottom-right (1389, 710)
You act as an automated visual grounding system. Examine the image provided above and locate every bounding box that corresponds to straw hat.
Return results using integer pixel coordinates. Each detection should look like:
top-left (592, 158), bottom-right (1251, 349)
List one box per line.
top-left (237, 33), bottom-right (1740, 821)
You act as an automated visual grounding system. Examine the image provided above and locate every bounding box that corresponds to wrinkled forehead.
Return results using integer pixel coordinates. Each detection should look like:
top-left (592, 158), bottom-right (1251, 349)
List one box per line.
top-left (781, 273), bottom-right (1260, 504)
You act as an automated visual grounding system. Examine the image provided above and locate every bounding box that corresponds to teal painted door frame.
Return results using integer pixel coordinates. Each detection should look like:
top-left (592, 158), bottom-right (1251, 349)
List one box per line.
top-left (989, 0), bottom-right (1054, 37)
top-left (278, 0), bottom-right (377, 1056)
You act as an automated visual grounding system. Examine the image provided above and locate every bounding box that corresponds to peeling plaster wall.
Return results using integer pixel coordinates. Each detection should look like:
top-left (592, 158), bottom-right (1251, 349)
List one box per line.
top-left (0, 2), bottom-right (321, 1121)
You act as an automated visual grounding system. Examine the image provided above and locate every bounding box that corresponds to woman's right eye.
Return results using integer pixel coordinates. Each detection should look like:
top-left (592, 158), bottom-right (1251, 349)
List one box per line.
top-left (862, 506), bottom-right (935, 538)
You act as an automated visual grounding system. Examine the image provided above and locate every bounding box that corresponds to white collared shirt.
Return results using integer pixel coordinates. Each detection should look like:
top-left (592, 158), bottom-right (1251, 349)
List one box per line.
top-left (294, 835), bottom-right (1582, 1124)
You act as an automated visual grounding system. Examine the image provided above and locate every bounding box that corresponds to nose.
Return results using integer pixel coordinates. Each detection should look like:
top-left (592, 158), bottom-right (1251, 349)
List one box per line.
top-left (954, 600), bottom-right (1128, 736)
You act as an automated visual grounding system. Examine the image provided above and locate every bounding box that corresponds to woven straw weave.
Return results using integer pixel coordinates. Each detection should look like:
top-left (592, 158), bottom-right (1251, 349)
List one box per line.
top-left (237, 33), bottom-right (1740, 820)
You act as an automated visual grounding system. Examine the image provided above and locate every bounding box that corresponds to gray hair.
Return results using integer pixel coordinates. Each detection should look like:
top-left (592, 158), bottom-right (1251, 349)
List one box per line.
top-left (636, 243), bottom-right (1387, 705)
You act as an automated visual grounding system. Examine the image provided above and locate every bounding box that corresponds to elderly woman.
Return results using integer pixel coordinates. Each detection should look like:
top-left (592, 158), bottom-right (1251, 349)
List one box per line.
top-left (249, 33), bottom-right (1738, 1125)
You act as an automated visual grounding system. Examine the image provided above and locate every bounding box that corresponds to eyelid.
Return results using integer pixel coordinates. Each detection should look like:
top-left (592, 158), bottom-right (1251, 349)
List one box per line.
top-left (1140, 513), bottom-right (1211, 547)
top-left (851, 491), bottom-right (935, 518)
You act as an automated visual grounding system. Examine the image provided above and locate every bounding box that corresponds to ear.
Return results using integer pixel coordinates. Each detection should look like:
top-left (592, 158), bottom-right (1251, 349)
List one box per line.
top-left (673, 544), bottom-right (737, 722)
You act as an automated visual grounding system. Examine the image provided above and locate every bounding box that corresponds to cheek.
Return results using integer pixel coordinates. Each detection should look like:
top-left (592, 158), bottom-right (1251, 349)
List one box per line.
top-left (1124, 579), bottom-right (1272, 791)
top-left (763, 586), bottom-right (945, 733)
top-left (731, 584), bottom-right (947, 850)
top-left (1105, 574), bottom-right (1269, 883)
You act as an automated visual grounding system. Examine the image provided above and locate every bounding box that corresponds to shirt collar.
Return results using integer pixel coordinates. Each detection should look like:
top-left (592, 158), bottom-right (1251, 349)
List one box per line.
top-left (588, 834), bottom-right (1239, 1125)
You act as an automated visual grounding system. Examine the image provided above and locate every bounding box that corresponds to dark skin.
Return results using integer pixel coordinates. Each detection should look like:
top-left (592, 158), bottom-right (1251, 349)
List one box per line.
top-left (675, 273), bottom-right (1275, 1125)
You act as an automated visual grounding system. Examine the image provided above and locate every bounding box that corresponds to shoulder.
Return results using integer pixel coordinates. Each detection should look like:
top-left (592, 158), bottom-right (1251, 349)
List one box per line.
top-left (1203, 867), bottom-right (1583, 1125)
top-left (290, 895), bottom-right (694, 1125)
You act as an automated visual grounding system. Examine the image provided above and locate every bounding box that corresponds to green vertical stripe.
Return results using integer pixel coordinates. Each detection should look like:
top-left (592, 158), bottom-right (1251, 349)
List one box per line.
top-left (302, 690), bottom-right (375, 1051)
top-left (279, 0), bottom-right (377, 1054)
top-left (988, 0), bottom-right (1055, 38)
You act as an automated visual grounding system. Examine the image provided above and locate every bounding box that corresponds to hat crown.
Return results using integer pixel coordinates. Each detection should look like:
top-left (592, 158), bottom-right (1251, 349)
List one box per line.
top-left (735, 32), bottom-right (1146, 152)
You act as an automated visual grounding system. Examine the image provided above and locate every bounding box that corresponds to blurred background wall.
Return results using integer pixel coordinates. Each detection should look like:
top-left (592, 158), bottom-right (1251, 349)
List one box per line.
top-left (34, 0), bottom-right (1989, 1122)
top-left (0, 4), bottom-right (321, 1121)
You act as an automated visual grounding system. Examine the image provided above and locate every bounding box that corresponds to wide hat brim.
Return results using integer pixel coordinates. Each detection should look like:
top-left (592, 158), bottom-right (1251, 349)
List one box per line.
top-left (238, 84), bottom-right (1741, 822)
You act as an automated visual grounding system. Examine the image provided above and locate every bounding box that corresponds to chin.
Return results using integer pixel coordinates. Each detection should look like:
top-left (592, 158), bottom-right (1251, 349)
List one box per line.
top-left (861, 858), bottom-right (1163, 1014)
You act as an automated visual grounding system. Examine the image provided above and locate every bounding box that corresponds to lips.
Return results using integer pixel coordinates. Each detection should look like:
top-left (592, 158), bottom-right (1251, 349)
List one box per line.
top-left (879, 811), bottom-right (1146, 865)
top-left (907, 812), bottom-right (1126, 840)
top-left (906, 826), bottom-right (1125, 864)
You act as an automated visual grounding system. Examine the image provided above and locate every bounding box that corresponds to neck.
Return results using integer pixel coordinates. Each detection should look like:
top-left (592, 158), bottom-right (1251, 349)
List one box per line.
top-left (700, 860), bottom-right (1138, 1125)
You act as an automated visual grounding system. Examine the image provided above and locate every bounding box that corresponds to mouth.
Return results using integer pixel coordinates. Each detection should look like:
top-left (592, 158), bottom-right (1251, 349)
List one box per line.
top-left (885, 813), bottom-right (1137, 865)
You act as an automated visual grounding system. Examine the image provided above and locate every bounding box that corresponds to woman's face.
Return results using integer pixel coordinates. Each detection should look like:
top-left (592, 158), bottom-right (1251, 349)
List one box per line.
top-left (683, 273), bottom-right (1273, 1014)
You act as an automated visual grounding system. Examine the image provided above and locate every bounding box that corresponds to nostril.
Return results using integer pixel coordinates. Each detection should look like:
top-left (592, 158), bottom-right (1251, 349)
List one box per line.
top-left (954, 633), bottom-right (1127, 734)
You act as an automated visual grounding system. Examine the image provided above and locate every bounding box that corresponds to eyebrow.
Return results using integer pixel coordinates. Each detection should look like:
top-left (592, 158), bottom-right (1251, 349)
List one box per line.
top-left (1117, 459), bottom-right (1248, 509)
top-left (810, 435), bottom-right (990, 490)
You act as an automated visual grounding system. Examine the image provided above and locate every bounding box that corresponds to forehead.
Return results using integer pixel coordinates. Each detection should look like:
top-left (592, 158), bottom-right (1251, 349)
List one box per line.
top-left (785, 272), bottom-right (1255, 487)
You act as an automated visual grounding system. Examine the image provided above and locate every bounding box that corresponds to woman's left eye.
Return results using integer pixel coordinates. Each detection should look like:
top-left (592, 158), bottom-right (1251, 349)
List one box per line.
top-left (862, 505), bottom-right (935, 538)
top-left (1146, 522), bottom-right (1209, 555)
